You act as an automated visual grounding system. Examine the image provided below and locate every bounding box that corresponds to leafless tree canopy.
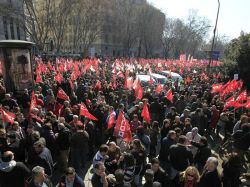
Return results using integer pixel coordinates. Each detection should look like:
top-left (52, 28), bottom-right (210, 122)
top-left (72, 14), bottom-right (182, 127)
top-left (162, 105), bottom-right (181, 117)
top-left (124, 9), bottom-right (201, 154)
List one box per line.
top-left (22, 0), bottom-right (218, 58)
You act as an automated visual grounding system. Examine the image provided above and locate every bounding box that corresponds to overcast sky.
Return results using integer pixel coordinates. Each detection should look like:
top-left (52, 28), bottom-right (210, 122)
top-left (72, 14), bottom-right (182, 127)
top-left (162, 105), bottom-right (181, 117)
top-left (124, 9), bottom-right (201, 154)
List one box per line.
top-left (147, 0), bottom-right (250, 39)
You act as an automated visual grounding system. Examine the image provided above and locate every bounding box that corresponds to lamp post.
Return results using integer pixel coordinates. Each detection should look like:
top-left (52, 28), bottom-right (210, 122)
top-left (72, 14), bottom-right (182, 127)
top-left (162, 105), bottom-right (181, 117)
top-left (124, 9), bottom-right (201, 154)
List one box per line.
top-left (209, 0), bottom-right (220, 71)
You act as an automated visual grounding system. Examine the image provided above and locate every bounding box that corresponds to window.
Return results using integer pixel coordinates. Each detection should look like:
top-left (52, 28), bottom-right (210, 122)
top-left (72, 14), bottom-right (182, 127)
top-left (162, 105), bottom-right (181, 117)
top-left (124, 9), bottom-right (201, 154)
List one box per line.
top-left (3, 16), bottom-right (8, 39)
top-left (10, 18), bottom-right (15, 39)
top-left (17, 24), bottom-right (21, 40)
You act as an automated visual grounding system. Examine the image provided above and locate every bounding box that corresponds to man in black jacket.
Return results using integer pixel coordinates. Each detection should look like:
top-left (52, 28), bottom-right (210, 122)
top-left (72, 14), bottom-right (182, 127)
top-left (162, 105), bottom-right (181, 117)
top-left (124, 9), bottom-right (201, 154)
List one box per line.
top-left (191, 136), bottom-right (211, 172)
top-left (148, 158), bottom-right (170, 187)
top-left (233, 124), bottom-right (250, 152)
top-left (158, 130), bottom-right (176, 174)
top-left (0, 151), bottom-right (30, 187)
top-left (29, 139), bottom-right (54, 177)
top-left (199, 157), bottom-right (222, 187)
top-left (56, 123), bottom-right (71, 172)
top-left (169, 135), bottom-right (193, 180)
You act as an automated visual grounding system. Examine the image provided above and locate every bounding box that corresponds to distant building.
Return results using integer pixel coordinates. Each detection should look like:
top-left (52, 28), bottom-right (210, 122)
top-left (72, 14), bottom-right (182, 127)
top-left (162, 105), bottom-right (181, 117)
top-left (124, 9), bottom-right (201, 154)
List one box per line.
top-left (0, 0), bottom-right (26, 40)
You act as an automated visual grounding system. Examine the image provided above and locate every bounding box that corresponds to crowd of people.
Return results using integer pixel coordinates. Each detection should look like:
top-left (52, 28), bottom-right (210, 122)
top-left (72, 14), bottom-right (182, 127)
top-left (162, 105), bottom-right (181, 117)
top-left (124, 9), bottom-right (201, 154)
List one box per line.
top-left (0, 58), bottom-right (249, 187)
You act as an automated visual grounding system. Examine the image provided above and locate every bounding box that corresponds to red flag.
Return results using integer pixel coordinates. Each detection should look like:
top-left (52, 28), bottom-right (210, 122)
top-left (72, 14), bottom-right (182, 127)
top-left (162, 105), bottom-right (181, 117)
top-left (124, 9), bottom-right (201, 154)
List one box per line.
top-left (133, 79), bottom-right (141, 90)
top-left (71, 71), bottom-right (78, 81)
top-left (141, 102), bottom-right (150, 124)
top-left (114, 112), bottom-right (132, 142)
top-left (54, 102), bottom-right (64, 117)
top-left (244, 98), bottom-right (250, 109)
top-left (0, 108), bottom-right (15, 124)
top-left (112, 74), bottom-right (117, 89)
top-left (124, 77), bottom-right (133, 90)
top-left (165, 89), bottom-right (173, 103)
top-left (236, 90), bottom-right (247, 102)
top-left (185, 76), bottom-right (191, 85)
top-left (117, 71), bottom-right (125, 78)
top-left (223, 96), bottom-right (235, 110)
top-left (57, 88), bottom-right (69, 101)
top-left (135, 86), bottom-right (144, 100)
top-left (29, 91), bottom-right (37, 115)
top-left (55, 73), bottom-right (63, 84)
top-left (35, 73), bottom-right (42, 84)
top-left (95, 80), bottom-right (101, 90)
top-left (149, 76), bottom-right (154, 85)
top-left (79, 103), bottom-right (97, 121)
top-left (48, 61), bottom-right (55, 71)
top-left (155, 84), bottom-right (163, 94)
top-left (179, 68), bottom-right (183, 75)
top-left (238, 80), bottom-right (243, 90)
top-left (124, 77), bottom-right (128, 89)
top-left (107, 112), bottom-right (116, 129)
top-left (211, 83), bottom-right (223, 93)
top-left (69, 80), bottom-right (74, 90)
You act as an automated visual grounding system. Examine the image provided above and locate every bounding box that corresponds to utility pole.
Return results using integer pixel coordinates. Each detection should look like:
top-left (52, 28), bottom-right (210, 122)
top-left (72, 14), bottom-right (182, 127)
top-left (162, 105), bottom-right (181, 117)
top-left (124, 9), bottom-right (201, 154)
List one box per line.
top-left (209, 0), bottom-right (220, 72)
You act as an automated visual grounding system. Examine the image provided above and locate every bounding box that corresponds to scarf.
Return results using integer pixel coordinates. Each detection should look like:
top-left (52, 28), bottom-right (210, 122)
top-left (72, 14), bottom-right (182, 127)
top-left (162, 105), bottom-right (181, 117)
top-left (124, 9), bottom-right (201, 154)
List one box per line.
top-left (184, 180), bottom-right (194, 187)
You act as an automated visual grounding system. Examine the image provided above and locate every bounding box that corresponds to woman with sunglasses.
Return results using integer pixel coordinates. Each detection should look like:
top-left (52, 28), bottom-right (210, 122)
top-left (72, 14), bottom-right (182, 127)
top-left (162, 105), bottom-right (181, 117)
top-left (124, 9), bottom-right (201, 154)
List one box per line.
top-left (176, 166), bottom-right (200, 187)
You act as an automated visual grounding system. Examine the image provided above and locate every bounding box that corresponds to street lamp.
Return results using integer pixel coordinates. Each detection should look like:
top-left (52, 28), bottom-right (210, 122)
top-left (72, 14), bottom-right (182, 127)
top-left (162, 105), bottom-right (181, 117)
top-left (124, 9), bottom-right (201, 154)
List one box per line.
top-left (209, 0), bottom-right (220, 71)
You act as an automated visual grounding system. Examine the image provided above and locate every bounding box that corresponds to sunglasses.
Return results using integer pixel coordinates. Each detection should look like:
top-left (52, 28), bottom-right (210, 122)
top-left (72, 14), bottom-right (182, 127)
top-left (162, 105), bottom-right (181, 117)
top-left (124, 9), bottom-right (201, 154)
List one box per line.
top-left (187, 174), bottom-right (194, 177)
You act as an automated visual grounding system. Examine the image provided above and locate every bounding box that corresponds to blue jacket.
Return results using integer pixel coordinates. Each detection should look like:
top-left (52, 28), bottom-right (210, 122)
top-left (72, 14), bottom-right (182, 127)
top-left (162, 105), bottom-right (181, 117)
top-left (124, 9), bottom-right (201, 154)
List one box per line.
top-left (58, 174), bottom-right (85, 187)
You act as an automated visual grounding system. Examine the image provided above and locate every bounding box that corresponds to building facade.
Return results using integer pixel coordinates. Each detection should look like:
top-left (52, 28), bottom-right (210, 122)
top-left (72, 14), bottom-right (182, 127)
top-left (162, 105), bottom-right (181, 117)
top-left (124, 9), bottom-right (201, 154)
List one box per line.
top-left (0, 0), bottom-right (26, 40)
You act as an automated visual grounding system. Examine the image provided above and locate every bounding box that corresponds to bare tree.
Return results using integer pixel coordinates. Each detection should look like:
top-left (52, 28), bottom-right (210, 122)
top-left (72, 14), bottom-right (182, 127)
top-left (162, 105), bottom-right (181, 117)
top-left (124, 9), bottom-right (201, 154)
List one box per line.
top-left (69, 0), bottom-right (103, 55)
top-left (50, 0), bottom-right (73, 52)
top-left (162, 10), bottom-right (210, 58)
top-left (23, 0), bottom-right (52, 51)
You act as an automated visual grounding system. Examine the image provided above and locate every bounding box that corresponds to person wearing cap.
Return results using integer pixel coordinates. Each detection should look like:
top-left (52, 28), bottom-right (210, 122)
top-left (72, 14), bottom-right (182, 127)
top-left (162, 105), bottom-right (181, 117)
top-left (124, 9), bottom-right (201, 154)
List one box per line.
top-left (0, 151), bottom-right (30, 187)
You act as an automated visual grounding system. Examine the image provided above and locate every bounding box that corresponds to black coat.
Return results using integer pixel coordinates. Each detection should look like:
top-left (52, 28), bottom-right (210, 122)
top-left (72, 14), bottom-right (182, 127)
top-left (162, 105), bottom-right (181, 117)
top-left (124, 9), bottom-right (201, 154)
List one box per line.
top-left (0, 162), bottom-right (31, 187)
top-left (199, 169), bottom-right (221, 187)
top-left (56, 127), bottom-right (71, 150)
top-left (169, 144), bottom-right (193, 171)
top-left (191, 141), bottom-right (211, 167)
top-left (222, 159), bottom-right (241, 187)
top-left (30, 147), bottom-right (54, 177)
top-left (70, 130), bottom-right (89, 152)
top-left (154, 167), bottom-right (170, 187)
top-left (158, 137), bottom-right (175, 162)
top-left (41, 126), bottom-right (59, 157)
